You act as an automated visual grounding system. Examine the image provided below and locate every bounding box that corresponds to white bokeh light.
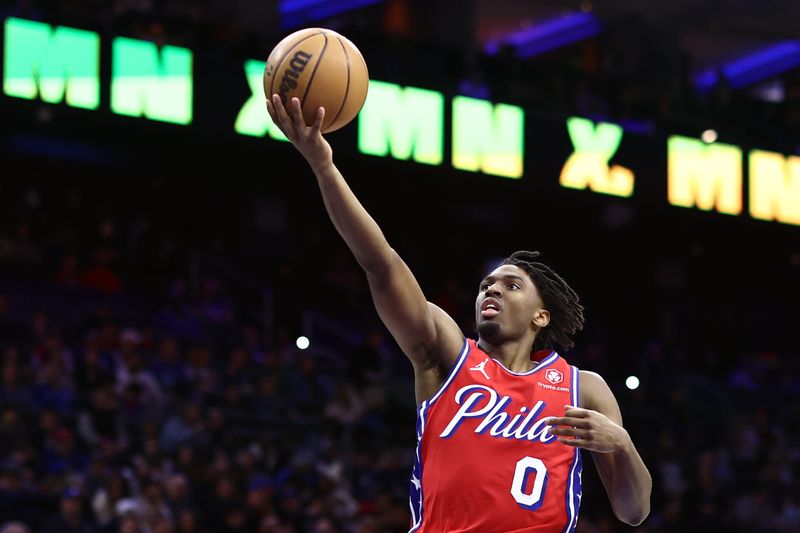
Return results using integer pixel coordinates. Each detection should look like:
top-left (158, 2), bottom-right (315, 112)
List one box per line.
top-left (296, 336), bottom-right (310, 350)
top-left (625, 375), bottom-right (640, 390)
top-left (701, 129), bottom-right (717, 143)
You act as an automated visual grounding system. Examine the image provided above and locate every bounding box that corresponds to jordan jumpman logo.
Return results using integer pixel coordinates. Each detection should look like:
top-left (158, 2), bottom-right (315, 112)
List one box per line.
top-left (470, 358), bottom-right (491, 380)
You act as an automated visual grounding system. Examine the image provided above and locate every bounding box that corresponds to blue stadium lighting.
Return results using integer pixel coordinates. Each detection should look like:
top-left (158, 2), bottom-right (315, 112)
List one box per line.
top-left (694, 41), bottom-right (800, 93)
top-left (279, 0), bottom-right (385, 30)
top-left (10, 134), bottom-right (114, 163)
top-left (484, 12), bottom-right (601, 59)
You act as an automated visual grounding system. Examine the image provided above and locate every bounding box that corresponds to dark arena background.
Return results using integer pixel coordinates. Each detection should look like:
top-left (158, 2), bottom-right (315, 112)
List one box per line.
top-left (1, 1), bottom-right (799, 531)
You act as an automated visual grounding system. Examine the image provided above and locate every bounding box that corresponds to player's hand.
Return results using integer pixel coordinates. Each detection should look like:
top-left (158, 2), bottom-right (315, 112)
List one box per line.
top-left (546, 405), bottom-right (632, 454)
top-left (267, 94), bottom-right (333, 171)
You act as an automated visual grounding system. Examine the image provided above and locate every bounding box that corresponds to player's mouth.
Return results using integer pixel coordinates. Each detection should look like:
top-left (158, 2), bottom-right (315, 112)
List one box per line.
top-left (480, 298), bottom-right (501, 318)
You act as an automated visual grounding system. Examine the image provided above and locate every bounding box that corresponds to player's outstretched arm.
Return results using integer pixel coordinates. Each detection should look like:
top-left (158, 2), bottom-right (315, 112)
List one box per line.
top-left (547, 371), bottom-right (651, 526)
top-left (267, 96), bottom-right (463, 382)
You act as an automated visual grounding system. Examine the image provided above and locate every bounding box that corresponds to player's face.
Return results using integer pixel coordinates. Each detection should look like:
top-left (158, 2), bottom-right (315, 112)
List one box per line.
top-left (475, 264), bottom-right (547, 343)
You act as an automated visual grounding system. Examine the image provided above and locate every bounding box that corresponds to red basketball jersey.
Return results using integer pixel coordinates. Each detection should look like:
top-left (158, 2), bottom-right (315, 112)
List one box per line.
top-left (409, 338), bottom-right (582, 533)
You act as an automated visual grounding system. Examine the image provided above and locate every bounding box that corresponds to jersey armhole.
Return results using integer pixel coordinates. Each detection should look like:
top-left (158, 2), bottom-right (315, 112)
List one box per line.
top-left (426, 337), bottom-right (469, 406)
top-left (571, 365), bottom-right (580, 408)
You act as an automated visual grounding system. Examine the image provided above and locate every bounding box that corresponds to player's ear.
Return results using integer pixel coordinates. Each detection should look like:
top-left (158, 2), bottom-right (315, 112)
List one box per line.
top-left (533, 309), bottom-right (550, 328)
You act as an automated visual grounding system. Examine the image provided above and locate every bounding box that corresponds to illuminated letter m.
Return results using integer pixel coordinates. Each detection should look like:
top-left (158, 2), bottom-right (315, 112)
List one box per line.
top-left (3, 17), bottom-right (99, 109)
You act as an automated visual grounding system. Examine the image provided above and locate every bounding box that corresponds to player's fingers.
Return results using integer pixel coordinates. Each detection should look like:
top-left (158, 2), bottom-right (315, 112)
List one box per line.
top-left (266, 99), bottom-right (280, 127)
top-left (310, 106), bottom-right (325, 134)
top-left (555, 437), bottom-right (584, 447)
top-left (289, 97), bottom-right (305, 127)
top-left (547, 417), bottom-right (591, 428)
top-left (548, 427), bottom-right (589, 439)
top-left (271, 94), bottom-right (296, 136)
top-left (270, 93), bottom-right (286, 118)
top-left (564, 405), bottom-right (591, 417)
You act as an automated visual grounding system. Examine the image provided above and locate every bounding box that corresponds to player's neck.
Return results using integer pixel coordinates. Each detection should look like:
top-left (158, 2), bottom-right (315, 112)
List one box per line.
top-left (477, 337), bottom-right (537, 373)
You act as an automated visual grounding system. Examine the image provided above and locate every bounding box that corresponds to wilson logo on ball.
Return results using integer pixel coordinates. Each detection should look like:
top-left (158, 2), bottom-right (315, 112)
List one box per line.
top-left (278, 50), bottom-right (312, 101)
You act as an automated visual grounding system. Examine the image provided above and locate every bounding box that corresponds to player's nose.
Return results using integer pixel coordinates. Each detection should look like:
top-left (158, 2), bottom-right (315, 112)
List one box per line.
top-left (486, 283), bottom-right (502, 297)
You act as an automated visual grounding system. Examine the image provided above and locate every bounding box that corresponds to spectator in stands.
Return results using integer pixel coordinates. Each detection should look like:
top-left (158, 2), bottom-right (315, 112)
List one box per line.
top-left (0, 408), bottom-right (31, 466)
top-left (149, 337), bottom-right (187, 393)
top-left (160, 402), bottom-right (204, 454)
top-left (114, 329), bottom-right (163, 407)
top-left (324, 381), bottom-right (365, 427)
top-left (163, 473), bottom-right (192, 517)
top-left (40, 486), bottom-right (92, 533)
top-left (194, 277), bottom-right (233, 325)
top-left (80, 248), bottom-right (122, 294)
top-left (32, 355), bottom-right (76, 416)
top-left (153, 279), bottom-right (203, 343)
top-left (0, 362), bottom-right (34, 412)
top-left (75, 340), bottom-right (115, 396)
top-left (133, 480), bottom-right (173, 532)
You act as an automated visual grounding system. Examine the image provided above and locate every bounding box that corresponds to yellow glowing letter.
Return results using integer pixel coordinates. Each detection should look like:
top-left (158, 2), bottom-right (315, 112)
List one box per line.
top-left (668, 135), bottom-right (742, 215)
top-left (749, 150), bottom-right (800, 226)
top-left (560, 117), bottom-right (633, 197)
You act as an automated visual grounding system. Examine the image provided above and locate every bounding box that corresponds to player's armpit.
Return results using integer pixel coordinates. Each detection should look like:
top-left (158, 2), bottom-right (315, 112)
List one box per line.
top-left (427, 302), bottom-right (468, 370)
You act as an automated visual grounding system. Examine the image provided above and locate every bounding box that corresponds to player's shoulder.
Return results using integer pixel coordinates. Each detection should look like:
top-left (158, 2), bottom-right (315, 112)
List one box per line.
top-left (579, 369), bottom-right (607, 383)
top-left (578, 370), bottom-right (614, 410)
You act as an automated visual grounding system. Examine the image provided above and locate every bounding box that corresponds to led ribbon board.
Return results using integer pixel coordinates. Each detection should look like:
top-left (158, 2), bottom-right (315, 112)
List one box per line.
top-left (2, 17), bottom-right (799, 227)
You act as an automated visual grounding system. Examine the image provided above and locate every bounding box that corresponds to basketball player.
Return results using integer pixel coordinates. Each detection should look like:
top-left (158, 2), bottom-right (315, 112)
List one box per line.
top-left (267, 95), bottom-right (651, 532)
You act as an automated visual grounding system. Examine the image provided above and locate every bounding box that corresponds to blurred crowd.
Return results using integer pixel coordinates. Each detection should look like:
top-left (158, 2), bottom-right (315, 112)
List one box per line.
top-left (0, 292), bottom-right (415, 532)
top-left (0, 173), bottom-right (418, 532)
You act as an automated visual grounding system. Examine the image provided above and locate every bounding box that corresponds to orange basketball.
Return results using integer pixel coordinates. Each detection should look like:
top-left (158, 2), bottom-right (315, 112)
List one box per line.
top-left (264, 28), bottom-right (369, 134)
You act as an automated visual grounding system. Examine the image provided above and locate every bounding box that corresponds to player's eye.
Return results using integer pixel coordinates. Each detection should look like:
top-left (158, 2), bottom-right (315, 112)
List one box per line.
top-left (480, 284), bottom-right (490, 291)
top-left (508, 283), bottom-right (519, 290)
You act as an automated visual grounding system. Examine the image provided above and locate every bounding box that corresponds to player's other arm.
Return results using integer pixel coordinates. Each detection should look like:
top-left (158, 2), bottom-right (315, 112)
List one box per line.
top-left (267, 97), bottom-right (464, 377)
top-left (547, 371), bottom-right (651, 526)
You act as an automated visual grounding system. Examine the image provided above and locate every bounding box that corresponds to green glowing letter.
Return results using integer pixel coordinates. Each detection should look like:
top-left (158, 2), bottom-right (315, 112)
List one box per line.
top-left (451, 96), bottom-right (524, 179)
top-left (358, 81), bottom-right (443, 165)
top-left (3, 17), bottom-right (99, 109)
top-left (749, 150), bottom-right (800, 226)
top-left (668, 136), bottom-right (742, 215)
top-left (111, 37), bottom-right (193, 125)
top-left (234, 59), bottom-right (287, 141)
top-left (560, 117), bottom-right (633, 197)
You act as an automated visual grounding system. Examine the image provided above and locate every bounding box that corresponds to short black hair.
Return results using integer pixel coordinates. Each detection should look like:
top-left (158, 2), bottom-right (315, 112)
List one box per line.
top-left (501, 250), bottom-right (585, 352)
